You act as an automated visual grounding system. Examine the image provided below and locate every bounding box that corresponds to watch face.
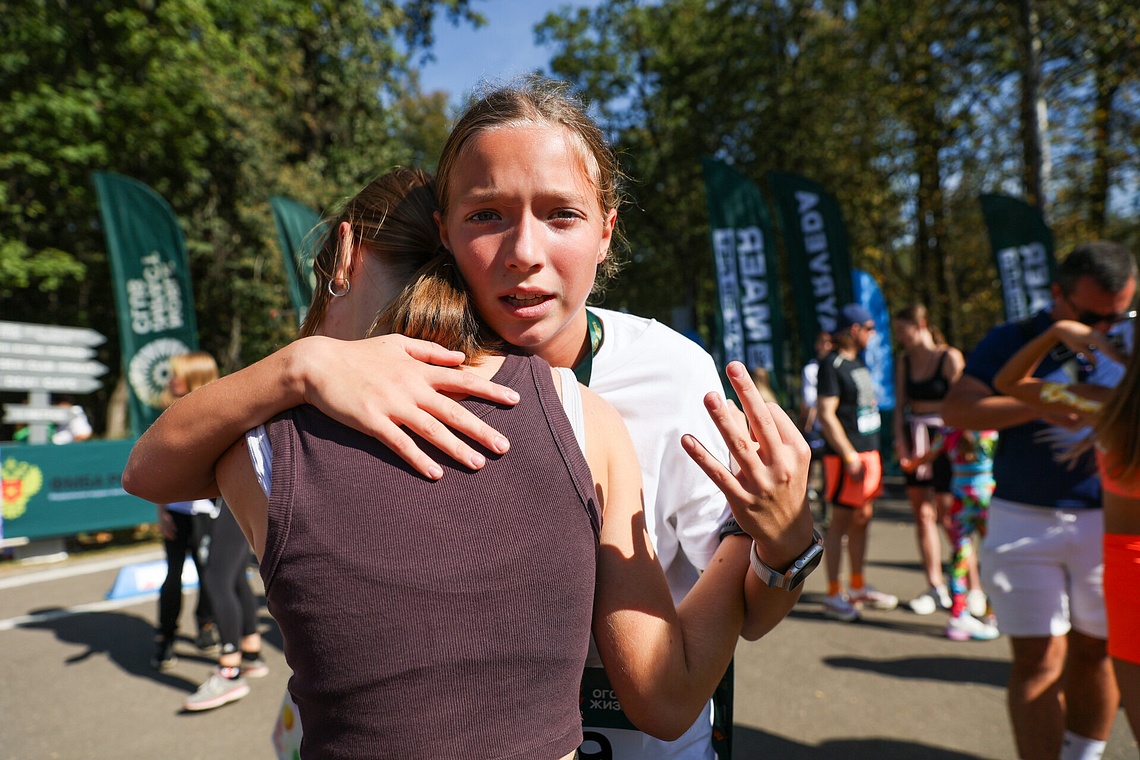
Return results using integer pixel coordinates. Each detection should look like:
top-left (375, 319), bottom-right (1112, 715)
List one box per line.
top-left (788, 548), bottom-right (824, 590)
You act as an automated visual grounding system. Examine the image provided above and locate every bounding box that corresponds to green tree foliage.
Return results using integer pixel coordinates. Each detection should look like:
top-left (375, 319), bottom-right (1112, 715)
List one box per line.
top-left (0, 0), bottom-right (475, 431)
top-left (538, 0), bottom-right (1140, 363)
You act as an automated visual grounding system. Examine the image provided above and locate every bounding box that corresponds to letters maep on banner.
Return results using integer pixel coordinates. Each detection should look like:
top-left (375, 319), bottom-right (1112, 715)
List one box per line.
top-left (701, 158), bottom-right (785, 392)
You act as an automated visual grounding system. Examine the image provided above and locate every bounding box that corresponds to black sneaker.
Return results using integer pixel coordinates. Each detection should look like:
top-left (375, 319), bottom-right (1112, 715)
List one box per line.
top-left (196, 623), bottom-right (221, 654)
top-left (151, 639), bottom-right (177, 670)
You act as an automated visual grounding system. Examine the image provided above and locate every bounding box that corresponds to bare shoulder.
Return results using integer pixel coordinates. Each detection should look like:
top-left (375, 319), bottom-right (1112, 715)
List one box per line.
top-left (542, 367), bottom-right (631, 462)
top-left (579, 384), bottom-right (642, 521)
top-left (217, 435), bottom-right (269, 558)
top-left (580, 385), bottom-right (626, 435)
top-left (943, 346), bottom-right (966, 375)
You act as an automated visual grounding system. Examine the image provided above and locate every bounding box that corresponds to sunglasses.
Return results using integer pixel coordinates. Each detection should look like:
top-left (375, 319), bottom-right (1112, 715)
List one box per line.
top-left (1063, 295), bottom-right (1137, 327)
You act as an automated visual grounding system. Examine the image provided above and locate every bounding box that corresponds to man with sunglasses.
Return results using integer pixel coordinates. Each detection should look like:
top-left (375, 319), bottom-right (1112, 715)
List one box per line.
top-left (944, 241), bottom-right (1137, 760)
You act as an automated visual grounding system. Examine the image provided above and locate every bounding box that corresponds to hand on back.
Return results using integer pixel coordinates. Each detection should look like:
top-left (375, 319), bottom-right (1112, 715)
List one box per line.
top-left (298, 334), bottom-right (520, 480)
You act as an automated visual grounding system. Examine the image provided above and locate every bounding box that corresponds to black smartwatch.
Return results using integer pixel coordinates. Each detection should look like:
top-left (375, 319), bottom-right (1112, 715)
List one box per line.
top-left (749, 529), bottom-right (825, 590)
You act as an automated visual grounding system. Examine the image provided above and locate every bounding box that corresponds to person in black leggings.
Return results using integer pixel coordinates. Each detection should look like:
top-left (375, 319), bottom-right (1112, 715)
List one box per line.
top-left (153, 498), bottom-right (217, 669)
top-left (182, 496), bottom-right (267, 711)
top-left (152, 351), bottom-right (226, 670)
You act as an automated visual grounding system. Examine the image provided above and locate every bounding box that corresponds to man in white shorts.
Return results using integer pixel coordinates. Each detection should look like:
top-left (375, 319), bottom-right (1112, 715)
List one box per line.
top-left (944, 241), bottom-right (1137, 760)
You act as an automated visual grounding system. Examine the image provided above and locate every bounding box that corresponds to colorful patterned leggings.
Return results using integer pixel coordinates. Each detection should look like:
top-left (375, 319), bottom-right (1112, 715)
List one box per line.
top-left (947, 478), bottom-right (995, 617)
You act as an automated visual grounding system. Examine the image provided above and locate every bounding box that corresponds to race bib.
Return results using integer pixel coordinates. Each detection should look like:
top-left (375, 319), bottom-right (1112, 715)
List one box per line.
top-left (856, 407), bottom-right (881, 435)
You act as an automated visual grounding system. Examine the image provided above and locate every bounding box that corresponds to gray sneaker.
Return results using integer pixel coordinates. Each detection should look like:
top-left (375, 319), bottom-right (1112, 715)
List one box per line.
top-left (240, 656), bottom-right (269, 679)
top-left (823, 593), bottom-right (860, 622)
top-left (183, 672), bottom-right (250, 712)
top-left (195, 623), bottom-right (221, 654)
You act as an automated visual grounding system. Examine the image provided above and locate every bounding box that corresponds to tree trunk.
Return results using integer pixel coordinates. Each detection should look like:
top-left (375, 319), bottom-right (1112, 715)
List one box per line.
top-left (1017, 0), bottom-right (1047, 212)
top-left (103, 375), bottom-right (130, 439)
top-left (1088, 64), bottom-right (1117, 237)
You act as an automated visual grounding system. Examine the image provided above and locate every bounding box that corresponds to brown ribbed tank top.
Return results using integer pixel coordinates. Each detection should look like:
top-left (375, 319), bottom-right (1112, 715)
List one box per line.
top-left (261, 353), bottom-right (600, 759)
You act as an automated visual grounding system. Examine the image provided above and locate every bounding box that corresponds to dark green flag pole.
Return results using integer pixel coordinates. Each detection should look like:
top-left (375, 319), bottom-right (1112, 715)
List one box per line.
top-left (979, 193), bottom-right (1055, 322)
top-left (93, 171), bottom-right (199, 436)
top-left (270, 196), bottom-right (324, 324)
top-left (701, 158), bottom-right (786, 397)
top-left (767, 171), bottom-right (855, 367)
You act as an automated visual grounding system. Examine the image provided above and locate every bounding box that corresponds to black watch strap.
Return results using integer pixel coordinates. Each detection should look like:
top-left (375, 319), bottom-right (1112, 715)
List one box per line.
top-left (718, 517), bottom-right (749, 542)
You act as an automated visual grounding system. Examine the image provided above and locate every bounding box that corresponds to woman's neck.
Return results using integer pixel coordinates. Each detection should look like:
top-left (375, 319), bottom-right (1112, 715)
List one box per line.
top-left (532, 312), bottom-right (591, 370)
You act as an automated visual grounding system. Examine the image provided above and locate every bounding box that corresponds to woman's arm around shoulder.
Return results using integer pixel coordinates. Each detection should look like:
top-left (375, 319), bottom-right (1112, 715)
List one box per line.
top-left (123, 334), bottom-right (522, 502)
top-left (123, 339), bottom-right (314, 503)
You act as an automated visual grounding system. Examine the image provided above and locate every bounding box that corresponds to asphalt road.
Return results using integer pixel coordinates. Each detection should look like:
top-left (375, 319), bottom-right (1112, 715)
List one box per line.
top-left (2, 491), bottom-right (1137, 759)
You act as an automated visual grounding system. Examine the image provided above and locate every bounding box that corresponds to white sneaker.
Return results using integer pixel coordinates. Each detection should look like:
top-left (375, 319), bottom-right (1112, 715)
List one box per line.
top-left (848, 585), bottom-right (899, 611)
top-left (945, 613), bottom-right (1000, 641)
top-left (908, 586), bottom-right (950, 615)
top-left (967, 589), bottom-right (988, 618)
top-left (823, 593), bottom-right (860, 622)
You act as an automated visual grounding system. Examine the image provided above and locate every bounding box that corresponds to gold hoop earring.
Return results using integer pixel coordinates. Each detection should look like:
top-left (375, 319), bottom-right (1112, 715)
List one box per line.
top-left (328, 278), bottom-right (351, 298)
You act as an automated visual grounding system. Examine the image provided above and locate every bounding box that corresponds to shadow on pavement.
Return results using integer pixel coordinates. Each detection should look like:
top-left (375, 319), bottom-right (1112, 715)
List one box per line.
top-left (789, 592), bottom-right (956, 637)
top-left (20, 609), bottom-right (200, 692)
top-left (19, 607), bottom-right (283, 695)
top-left (734, 726), bottom-right (993, 759)
top-left (823, 654), bottom-right (1009, 688)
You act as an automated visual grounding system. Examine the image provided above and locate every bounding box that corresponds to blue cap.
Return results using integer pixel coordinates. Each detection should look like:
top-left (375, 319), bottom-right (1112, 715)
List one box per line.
top-left (835, 303), bottom-right (874, 332)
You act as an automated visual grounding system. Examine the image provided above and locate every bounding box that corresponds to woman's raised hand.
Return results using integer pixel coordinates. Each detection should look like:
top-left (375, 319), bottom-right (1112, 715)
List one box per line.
top-left (681, 361), bottom-right (814, 568)
top-left (299, 334), bottom-right (520, 480)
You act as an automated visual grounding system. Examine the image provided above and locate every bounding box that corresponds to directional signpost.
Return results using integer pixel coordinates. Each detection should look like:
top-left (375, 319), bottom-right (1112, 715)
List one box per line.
top-left (2, 405), bottom-right (79, 425)
top-left (0, 321), bottom-right (156, 562)
top-left (0, 321), bottom-right (108, 444)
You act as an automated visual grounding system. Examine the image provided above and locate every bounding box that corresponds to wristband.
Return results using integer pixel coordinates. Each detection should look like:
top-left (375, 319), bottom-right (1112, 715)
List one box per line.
top-left (843, 452), bottom-right (859, 463)
top-left (749, 530), bottom-right (825, 590)
top-left (717, 517), bottom-right (749, 542)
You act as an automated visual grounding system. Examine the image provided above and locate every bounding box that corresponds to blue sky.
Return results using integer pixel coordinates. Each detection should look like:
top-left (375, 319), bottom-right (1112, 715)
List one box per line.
top-left (414, 0), bottom-right (596, 102)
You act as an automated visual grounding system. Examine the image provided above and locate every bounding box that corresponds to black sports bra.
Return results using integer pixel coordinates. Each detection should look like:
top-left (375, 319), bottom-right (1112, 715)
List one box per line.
top-left (905, 352), bottom-right (950, 402)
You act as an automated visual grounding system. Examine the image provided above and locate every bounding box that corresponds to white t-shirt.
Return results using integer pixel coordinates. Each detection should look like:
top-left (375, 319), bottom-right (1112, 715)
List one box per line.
top-left (583, 308), bottom-right (731, 760)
